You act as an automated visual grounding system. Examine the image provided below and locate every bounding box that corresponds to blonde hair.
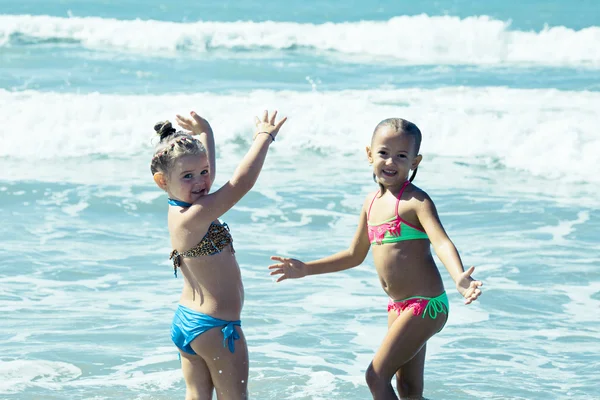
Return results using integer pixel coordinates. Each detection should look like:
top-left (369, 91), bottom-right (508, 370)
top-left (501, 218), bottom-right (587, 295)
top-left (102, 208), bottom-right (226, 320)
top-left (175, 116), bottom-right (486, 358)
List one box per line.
top-left (150, 121), bottom-right (206, 175)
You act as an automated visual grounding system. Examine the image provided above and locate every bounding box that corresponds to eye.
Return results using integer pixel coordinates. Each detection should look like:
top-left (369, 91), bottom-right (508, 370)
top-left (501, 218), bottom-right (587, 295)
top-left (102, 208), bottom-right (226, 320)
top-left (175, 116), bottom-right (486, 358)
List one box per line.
top-left (378, 151), bottom-right (387, 156)
top-left (201, 169), bottom-right (209, 175)
top-left (398, 154), bottom-right (407, 159)
top-left (183, 173), bottom-right (193, 179)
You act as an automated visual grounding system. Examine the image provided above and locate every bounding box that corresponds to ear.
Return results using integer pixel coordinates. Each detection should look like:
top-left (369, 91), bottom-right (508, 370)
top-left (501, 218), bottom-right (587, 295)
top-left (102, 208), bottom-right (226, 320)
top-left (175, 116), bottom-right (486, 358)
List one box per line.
top-left (412, 154), bottom-right (423, 170)
top-left (366, 146), bottom-right (373, 164)
top-left (153, 172), bottom-right (168, 191)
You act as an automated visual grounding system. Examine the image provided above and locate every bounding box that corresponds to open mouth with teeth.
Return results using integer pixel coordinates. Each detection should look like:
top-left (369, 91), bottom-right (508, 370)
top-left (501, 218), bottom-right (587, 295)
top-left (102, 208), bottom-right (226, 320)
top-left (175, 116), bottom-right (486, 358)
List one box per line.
top-left (191, 189), bottom-right (206, 196)
top-left (381, 169), bottom-right (398, 177)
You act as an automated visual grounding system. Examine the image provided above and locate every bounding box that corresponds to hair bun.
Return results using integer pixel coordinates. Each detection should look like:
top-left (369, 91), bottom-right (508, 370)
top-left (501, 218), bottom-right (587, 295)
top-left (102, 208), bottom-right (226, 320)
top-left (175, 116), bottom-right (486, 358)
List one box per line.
top-left (154, 121), bottom-right (176, 140)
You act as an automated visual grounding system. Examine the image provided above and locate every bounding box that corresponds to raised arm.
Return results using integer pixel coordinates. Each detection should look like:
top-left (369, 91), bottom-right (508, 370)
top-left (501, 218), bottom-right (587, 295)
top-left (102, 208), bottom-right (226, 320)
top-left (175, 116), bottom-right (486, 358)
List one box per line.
top-left (182, 110), bottom-right (286, 225)
top-left (268, 195), bottom-right (372, 282)
top-left (176, 111), bottom-right (216, 185)
top-left (416, 193), bottom-right (482, 304)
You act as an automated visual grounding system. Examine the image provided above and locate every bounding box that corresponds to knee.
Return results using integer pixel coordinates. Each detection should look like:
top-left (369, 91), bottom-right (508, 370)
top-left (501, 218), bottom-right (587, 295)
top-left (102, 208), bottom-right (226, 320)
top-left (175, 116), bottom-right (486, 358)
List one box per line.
top-left (365, 362), bottom-right (388, 390)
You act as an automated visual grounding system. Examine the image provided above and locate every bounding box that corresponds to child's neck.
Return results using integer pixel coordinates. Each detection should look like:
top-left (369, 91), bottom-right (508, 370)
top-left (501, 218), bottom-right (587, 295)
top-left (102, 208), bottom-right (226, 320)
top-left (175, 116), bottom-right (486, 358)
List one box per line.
top-left (382, 179), bottom-right (409, 191)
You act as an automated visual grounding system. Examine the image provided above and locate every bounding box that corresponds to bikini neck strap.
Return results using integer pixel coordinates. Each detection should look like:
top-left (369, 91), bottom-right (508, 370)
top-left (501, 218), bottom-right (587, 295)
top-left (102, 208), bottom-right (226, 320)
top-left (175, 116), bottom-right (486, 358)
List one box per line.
top-left (168, 198), bottom-right (193, 207)
top-left (394, 181), bottom-right (411, 218)
top-left (367, 180), bottom-right (410, 220)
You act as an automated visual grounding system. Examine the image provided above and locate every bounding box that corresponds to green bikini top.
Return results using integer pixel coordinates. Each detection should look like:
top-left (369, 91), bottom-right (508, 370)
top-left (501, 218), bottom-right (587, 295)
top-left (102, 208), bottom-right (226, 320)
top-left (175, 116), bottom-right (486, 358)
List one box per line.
top-left (367, 181), bottom-right (429, 245)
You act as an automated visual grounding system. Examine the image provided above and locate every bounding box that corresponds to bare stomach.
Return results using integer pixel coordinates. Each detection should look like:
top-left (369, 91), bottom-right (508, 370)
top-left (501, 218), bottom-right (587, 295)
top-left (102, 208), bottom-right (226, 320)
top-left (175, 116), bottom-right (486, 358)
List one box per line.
top-left (176, 248), bottom-right (244, 320)
top-left (371, 242), bottom-right (445, 300)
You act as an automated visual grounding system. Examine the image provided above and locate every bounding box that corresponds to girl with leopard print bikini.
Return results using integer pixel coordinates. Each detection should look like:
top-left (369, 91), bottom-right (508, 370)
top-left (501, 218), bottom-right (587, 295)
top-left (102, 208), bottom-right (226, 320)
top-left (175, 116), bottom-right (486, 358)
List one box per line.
top-left (151, 110), bottom-right (286, 400)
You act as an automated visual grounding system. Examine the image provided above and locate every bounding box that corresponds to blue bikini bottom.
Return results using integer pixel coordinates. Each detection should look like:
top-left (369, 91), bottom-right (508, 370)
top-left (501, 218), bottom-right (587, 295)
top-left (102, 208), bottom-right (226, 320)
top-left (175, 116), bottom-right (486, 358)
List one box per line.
top-left (171, 304), bottom-right (241, 354)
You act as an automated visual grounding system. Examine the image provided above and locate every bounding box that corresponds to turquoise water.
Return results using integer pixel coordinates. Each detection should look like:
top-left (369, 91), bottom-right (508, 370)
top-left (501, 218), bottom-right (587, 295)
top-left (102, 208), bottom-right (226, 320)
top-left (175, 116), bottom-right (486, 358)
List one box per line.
top-left (1, 1), bottom-right (599, 399)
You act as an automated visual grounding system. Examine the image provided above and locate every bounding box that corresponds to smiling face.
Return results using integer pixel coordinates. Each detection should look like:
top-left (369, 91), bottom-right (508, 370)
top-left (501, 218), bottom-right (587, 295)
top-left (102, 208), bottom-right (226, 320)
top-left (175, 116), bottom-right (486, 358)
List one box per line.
top-left (366, 126), bottom-right (422, 189)
top-left (154, 153), bottom-right (211, 203)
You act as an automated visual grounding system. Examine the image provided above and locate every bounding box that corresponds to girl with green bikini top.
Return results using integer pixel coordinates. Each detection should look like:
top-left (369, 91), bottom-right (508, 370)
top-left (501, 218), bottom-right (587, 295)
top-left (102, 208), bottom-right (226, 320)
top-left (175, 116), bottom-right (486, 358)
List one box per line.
top-left (268, 117), bottom-right (483, 400)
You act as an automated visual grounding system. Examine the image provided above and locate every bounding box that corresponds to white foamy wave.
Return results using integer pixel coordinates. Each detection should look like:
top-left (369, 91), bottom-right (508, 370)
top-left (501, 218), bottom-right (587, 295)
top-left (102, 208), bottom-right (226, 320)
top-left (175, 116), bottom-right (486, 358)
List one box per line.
top-left (0, 87), bottom-right (598, 183)
top-left (0, 360), bottom-right (82, 394)
top-left (1, 14), bottom-right (599, 67)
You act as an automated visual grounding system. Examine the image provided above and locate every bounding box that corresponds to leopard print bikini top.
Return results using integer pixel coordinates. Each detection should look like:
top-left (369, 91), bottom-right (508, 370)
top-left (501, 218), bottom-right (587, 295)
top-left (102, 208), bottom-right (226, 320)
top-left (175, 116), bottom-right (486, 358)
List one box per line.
top-left (169, 221), bottom-right (234, 277)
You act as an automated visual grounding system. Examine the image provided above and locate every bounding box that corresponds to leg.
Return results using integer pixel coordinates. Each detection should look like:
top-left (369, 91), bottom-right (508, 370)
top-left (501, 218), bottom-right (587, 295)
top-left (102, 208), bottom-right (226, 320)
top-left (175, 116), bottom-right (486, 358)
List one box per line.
top-left (387, 311), bottom-right (427, 399)
top-left (189, 326), bottom-right (249, 400)
top-left (365, 310), bottom-right (444, 400)
top-left (179, 350), bottom-right (214, 400)
top-left (395, 344), bottom-right (426, 399)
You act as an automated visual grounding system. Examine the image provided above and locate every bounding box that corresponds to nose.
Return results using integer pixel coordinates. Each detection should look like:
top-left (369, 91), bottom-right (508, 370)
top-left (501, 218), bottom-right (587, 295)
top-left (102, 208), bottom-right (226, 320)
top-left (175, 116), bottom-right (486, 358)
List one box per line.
top-left (193, 177), bottom-right (205, 188)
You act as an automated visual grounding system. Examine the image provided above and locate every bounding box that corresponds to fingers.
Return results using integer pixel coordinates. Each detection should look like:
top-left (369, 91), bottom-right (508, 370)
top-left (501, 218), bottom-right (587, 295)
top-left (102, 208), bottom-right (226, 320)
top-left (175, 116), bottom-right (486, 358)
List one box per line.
top-left (461, 268), bottom-right (482, 305)
top-left (268, 256), bottom-right (290, 283)
top-left (254, 110), bottom-right (286, 133)
top-left (191, 111), bottom-right (202, 122)
top-left (268, 256), bottom-right (289, 274)
top-left (274, 116), bottom-right (288, 132)
top-left (269, 110), bottom-right (278, 125)
top-left (464, 284), bottom-right (482, 304)
top-left (267, 262), bottom-right (287, 283)
top-left (175, 114), bottom-right (192, 129)
top-left (467, 280), bottom-right (483, 302)
top-left (176, 114), bottom-right (190, 123)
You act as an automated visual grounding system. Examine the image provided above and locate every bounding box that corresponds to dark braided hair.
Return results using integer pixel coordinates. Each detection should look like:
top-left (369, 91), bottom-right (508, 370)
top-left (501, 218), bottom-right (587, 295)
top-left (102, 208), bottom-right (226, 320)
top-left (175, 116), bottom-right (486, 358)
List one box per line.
top-left (150, 121), bottom-right (206, 176)
top-left (371, 118), bottom-right (422, 194)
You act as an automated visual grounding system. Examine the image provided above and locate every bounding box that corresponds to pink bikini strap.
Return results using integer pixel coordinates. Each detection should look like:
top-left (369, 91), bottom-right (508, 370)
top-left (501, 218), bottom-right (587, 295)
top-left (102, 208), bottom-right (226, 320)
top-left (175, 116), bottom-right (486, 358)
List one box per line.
top-left (395, 181), bottom-right (410, 218)
top-left (367, 190), bottom-right (380, 220)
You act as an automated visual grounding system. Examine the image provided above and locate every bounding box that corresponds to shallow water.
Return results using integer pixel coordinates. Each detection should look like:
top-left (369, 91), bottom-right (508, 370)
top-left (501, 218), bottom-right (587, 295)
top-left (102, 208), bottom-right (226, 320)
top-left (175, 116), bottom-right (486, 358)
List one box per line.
top-left (1, 1), bottom-right (599, 399)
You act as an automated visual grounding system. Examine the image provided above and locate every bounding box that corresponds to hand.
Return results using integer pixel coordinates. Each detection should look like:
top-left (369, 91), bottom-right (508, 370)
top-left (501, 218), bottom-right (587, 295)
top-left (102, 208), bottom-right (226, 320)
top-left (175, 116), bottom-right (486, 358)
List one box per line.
top-left (176, 111), bottom-right (213, 136)
top-left (456, 266), bottom-right (483, 304)
top-left (253, 110), bottom-right (287, 141)
top-left (268, 256), bottom-right (307, 282)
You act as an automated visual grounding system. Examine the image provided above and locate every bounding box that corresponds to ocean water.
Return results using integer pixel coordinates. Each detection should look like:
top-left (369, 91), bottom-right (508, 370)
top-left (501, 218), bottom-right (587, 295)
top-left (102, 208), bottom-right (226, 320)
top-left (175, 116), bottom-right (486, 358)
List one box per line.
top-left (1, 0), bottom-right (599, 399)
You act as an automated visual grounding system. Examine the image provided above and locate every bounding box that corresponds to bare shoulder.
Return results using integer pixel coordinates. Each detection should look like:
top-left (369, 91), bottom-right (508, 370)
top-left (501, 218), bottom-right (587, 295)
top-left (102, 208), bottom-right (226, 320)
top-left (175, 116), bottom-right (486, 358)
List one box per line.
top-left (172, 204), bottom-right (213, 233)
top-left (363, 190), bottom-right (378, 208)
top-left (405, 182), bottom-right (430, 200)
top-left (405, 183), bottom-right (435, 210)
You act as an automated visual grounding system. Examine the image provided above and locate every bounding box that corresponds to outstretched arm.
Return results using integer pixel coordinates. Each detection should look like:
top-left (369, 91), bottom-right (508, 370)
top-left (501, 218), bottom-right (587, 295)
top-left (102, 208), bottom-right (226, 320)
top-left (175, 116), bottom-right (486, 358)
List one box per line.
top-left (182, 110), bottom-right (286, 225)
top-left (176, 111), bottom-right (216, 184)
top-left (416, 193), bottom-right (482, 304)
top-left (269, 196), bottom-right (371, 282)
